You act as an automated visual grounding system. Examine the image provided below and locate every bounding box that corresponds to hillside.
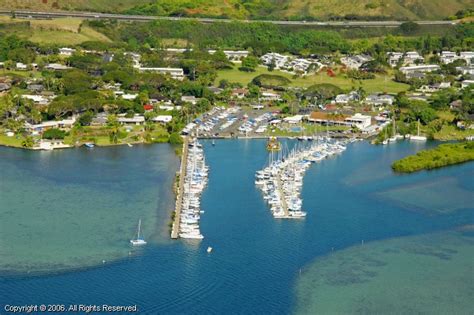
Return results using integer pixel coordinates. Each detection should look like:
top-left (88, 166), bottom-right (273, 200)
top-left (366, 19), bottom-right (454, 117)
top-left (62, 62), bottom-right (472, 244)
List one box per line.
top-left (0, 0), bottom-right (472, 20)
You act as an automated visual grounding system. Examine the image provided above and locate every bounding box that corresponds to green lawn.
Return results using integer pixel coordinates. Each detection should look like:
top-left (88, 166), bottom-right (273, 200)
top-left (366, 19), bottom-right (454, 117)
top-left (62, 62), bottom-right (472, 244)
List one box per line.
top-left (433, 125), bottom-right (474, 141)
top-left (217, 66), bottom-right (409, 93)
top-left (0, 134), bottom-right (24, 148)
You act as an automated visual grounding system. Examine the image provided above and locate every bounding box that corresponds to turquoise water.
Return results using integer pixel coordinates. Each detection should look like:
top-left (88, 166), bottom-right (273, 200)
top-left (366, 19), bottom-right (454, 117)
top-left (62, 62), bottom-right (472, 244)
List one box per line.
top-left (0, 140), bottom-right (473, 314)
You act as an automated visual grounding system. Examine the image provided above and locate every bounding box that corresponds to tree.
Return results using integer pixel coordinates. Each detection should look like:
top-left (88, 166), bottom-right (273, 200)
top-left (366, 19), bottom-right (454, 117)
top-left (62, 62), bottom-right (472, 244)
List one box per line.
top-left (399, 22), bottom-right (420, 35)
top-left (22, 136), bottom-right (34, 148)
top-left (239, 56), bottom-right (259, 72)
top-left (43, 128), bottom-right (66, 140)
top-left (78, 111), bottom-right (94, 126)
top-left (62, 70), bottom-right (92, 95)
top-left (107, 114), bottom-right (120, 144)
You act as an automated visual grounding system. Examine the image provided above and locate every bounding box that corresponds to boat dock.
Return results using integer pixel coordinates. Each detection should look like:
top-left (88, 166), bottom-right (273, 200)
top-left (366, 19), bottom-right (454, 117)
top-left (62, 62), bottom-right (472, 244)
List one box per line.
top-left (276, 171), bottom-right (290, 218)
top-left (171, 137), bottom-right (189, 239)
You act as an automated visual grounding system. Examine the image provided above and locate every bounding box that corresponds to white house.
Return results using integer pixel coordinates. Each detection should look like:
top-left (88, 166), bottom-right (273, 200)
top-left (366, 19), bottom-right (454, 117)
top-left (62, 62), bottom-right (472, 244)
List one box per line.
top-left (460, 51), bottom-right (474, 65)
top-left (335, 91), bottom-right (359, 104)
top-left (461, 80), bottom-right (474, 89)
top-left (345, 113), bottom-right (372, 129)
top-left (403, 51), bottom-right (424, 65)
top-left (365, 94), bottom-right (394, 106)
top-left (340, 55), bottom-right (372, 69)
top-left (59, 47), bottom-right (76, 56)
top-left (440, 51), bottom-right (458, 64)
top-left (208, 50), bottom-right (249, 61)
top-left (152, 115), bottom-right (173, 123)
top-left (283, 115), bottom-right (304, 124)
top-left (260, 53), bottom-right (289, 69)
top-left (387, 52), bottom-right (404, 67)
top-left (260, 91), bottom-right (282, 101)
top-left (16, 62), bottom-right (27, 70)
top-left (181, 95), bottom-right (199, 105)
top-left (138, 67), bottom-right (185, 80)
top-left (399, 65), bottom-right (440, 75)
top-left (45, 63), bottom-right (71, 70)
top-left (117, 115), bottom-right (145, 125)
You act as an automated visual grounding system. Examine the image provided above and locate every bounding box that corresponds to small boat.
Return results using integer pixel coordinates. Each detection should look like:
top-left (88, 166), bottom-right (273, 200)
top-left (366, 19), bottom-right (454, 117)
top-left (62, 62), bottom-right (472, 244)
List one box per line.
top-left (212, 139), bottom-right (215, 146)
top-left (127, 143), bottom-right (133, 147)
top-left (84, 142), bottom-right (95, 148)
top-left (130, 219), bottom-right (147, 246)
top-left (207, 246), bottom-right (213, 253)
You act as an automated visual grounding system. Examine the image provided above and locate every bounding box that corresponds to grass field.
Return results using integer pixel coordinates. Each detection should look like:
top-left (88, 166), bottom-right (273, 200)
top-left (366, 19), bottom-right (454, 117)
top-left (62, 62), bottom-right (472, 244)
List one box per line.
top-left (217, 65), bottom-right (409, 93)
top-left (0, 16), bottom-right (111, 44)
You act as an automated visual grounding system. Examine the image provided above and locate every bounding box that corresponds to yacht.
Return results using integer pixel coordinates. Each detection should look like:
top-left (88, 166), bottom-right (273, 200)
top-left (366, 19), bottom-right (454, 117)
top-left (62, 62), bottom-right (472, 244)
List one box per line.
top-left (130, 219), bottom-right (147, 246)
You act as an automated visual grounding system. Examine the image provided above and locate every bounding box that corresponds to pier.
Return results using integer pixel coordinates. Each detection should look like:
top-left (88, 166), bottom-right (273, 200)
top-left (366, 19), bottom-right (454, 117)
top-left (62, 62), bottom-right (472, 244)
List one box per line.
top-left (171, 137), bottom-right (189, 239)
top-left (275, 171), bottom-right (290, 218)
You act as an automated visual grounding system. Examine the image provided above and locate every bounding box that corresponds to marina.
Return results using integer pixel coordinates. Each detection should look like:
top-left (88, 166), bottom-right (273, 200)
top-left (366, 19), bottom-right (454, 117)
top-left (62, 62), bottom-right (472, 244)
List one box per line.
top-left (171, 138), bottom-right (209, 240)
top-left (256, 138), bottom-right (348, 218)
top-left (1, 140), bottom-right (472, 314)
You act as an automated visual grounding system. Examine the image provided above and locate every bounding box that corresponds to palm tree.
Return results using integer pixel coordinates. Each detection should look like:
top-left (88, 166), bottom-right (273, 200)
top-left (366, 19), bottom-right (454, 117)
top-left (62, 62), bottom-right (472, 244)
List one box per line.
top-left (107, 114), bottom-right (120, 144)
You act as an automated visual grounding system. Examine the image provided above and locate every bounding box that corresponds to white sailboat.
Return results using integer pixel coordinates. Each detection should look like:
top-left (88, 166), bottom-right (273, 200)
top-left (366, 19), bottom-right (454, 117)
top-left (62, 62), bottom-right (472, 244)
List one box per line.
top-left (130, 219), bottom-right (147, 246)
top-left (410, 120), bottom-right (427, 141)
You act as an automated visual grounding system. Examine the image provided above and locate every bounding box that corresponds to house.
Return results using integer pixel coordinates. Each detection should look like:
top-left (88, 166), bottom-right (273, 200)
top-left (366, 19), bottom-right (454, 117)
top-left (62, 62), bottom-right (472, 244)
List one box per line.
top-left (143, 104), bottom-right (154, 111)
top-left (181, 95), bottom-right (199, 105)
top-left (345, 113), bottom-right (372, 129)
top-left (231, 88), bottom-right (248, 99)
top-left (27, 84), bottom-right (44, 92)
top-left (114, 91), bottom-right (138, 100)
top-left (399, 65), bottom-right (440, 77)
top-left (283, 115), bottom-right (304, 124)
top-left (102, 53), bottom-right (114, 63)
top-left (45, 63), bottom-right (71, 71)
top-left (417, 82), bottom-right (451, 93)
top-left (308, 111), bottom-right (349, 126)
top-left (387, 52), bottom-right (404, 67)
top-left (117, 114), bottom-right (145, 125)
top-left (152, 115), bottom-right (173, 123)
top-left (138, 67), bottom-right (185, 80)
top-left (260, 53), bottom-right (289, 69)
top-left (59, 47), bottom-right (76, 56)
top-left (340, 54), bottom-right (372, 70)
top-left (440, 51), bottom-right (458, 64)
top-left (260, 91), bottom-right (281, 102)
top-left (91, 112), bottom-right (108, 126)
top-left (0, 82), bottom-right (11, 92)
top-left (25, 116), bottom-right (76, 132)
top-left (208, 50), bottom-right (249, 61)
top-left (16, 62), bottom-right (27, 70)
top-left (365, 94), bottom-right (394, 106)
top-left (461, 80), bottom-right (474, 89)
top-left (22, 94), bottom-right (56, 105)
top-left (335, 91), bottom-right (359, 104)
top-left (456, 65), bottom-right (474, 75)
top-left (208, 87), bottom-right (223, 94)
top-left (403, 51), bottom-right (424, 65)
top-left (460, 51), bottom-right (474, 65)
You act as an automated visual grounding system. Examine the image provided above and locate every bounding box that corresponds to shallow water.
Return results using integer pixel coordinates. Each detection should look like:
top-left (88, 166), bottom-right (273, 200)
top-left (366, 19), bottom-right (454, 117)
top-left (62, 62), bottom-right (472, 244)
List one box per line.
top-left (0, 144), bottom-right (179, 273)
top-left (295, 229), bottom-right (474, 315)
top-left (0, 140), bottom-right (472, 314)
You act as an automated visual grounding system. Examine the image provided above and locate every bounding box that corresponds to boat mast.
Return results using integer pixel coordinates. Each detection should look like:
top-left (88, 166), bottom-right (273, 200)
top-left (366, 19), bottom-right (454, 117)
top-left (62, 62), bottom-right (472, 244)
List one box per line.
top-left (137, 219), bottom-right (141, 239)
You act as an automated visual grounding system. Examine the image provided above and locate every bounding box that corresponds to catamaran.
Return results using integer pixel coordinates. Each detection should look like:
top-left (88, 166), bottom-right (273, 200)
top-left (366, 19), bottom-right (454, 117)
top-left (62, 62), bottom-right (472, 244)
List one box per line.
top-left (130, 219), bottom-right (147, 246)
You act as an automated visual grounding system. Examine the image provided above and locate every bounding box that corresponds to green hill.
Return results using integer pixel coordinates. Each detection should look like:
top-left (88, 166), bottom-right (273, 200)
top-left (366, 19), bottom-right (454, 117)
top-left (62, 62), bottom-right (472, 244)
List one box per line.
top-left (0, 0), bottom-right (471, 20)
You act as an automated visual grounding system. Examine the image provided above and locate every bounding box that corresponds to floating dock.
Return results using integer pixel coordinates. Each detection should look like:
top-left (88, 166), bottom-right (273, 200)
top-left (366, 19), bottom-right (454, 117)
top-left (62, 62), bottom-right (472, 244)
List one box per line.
top-left (171, 137), bottom-right (189, 239)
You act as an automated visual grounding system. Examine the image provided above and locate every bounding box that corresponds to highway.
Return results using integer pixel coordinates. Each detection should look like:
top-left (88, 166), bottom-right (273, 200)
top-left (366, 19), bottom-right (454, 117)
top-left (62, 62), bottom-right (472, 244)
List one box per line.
top-left (0, 9), bottom-right (459, 27)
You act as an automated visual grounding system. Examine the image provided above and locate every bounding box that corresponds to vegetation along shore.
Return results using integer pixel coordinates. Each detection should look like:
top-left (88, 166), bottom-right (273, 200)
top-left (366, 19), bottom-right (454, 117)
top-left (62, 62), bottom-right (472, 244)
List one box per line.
top-left (392, 141), bottom-right (474, 172)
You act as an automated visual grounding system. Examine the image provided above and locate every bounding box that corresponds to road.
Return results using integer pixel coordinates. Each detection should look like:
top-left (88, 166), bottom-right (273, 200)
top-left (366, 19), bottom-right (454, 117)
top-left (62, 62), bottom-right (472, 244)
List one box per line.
top-left (0, 9), bottom-right (459, 27)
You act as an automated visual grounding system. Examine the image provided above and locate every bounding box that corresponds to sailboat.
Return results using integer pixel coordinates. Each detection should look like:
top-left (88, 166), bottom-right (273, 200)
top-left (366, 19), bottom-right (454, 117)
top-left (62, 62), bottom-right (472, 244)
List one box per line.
top-left (409, 120), bottom-right (427, 141)
top-left (130, 219), bottom-right (147, 246)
